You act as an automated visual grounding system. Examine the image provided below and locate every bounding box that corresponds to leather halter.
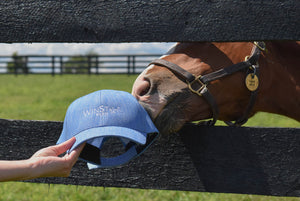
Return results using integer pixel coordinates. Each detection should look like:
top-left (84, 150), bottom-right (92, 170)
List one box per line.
top-left (149, 42), bottom-right (265, 126)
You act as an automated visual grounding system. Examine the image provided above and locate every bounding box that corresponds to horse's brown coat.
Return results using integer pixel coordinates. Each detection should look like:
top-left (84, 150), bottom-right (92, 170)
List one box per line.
top-left (132, 42), bottom-right (300, 134)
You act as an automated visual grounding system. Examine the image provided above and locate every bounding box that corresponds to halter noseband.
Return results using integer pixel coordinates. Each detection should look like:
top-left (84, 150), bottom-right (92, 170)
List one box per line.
top-left (149, 42), bottom-right (265, 126)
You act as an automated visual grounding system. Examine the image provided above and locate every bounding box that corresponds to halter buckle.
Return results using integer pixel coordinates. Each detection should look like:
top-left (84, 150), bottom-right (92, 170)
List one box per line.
top-left (187, 75), bottom-right (206, 96)
top-left (253, 41), bottom-right (266, 52)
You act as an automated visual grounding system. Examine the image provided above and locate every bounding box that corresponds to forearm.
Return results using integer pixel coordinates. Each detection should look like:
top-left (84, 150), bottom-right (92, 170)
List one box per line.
top-left (0, 159), bottom-right (36, 182)
top-left (0, 138), bottom-right (84, 182)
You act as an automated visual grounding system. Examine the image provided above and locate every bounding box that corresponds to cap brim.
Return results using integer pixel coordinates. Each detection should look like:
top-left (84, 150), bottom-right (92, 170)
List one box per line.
top-left (69, 126), bottom-right (147, 151)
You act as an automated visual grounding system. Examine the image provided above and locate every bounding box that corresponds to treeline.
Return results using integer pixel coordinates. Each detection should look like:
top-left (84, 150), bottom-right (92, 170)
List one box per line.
top-left (6, 51), bottom-right (99, 74)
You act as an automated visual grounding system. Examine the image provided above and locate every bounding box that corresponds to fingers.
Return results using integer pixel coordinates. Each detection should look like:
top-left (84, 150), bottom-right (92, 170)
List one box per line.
top-left (74, 142), bottom-right (86, 153)
top-left (27, 138), bottom-right (85, 179)
top-left (66, 143), bottom-right (86, 164)
top-left (53, 137), bottom-right (76, 156)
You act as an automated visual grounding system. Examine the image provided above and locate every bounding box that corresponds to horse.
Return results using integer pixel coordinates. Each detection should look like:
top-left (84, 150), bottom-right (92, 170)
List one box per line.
top-left (132, 42), bottom-right (300, 134)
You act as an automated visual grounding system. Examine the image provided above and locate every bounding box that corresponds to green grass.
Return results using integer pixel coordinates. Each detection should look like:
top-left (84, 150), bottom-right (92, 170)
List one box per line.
top-left (0, 74), bottom-right (299, 201)
top-left (0, 74), bottom-right (136, 121)
top-left (1, 182), bottom-right (300, 201)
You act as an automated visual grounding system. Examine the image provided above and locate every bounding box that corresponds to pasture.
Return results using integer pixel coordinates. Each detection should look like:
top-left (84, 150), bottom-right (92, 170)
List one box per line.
top-left (0, 74), bottom-right (299, 201)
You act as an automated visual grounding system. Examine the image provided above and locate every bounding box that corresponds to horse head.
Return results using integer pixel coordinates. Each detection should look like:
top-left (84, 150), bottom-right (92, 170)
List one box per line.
top-left (132, 42), bottom-right (300, 134)
top-left (132, 42), bottom-right (262, 134)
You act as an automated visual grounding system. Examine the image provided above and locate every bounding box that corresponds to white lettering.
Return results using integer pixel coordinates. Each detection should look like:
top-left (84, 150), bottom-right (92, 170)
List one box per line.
top-left (83, 105), bottom-right (121, 117)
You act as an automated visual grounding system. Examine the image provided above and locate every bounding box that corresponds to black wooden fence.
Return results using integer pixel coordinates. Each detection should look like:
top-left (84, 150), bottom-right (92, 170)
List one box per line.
top-left (1, 119), bottom-right (300, 197)
top-left (0, 54), bottom-right (161, 75)
top-left (1, 1), bottom-right (299, 42)
top-left (0, 0), bottom-right (299, 197)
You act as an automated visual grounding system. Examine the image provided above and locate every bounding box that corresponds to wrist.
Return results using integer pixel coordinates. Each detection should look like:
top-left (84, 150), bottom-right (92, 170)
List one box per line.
top-left (26, 157), bottom-right (42, 180)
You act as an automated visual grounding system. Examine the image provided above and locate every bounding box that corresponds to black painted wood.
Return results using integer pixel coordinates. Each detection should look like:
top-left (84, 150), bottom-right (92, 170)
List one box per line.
top-left (0, 0), bottom-right (299, 43)
top-left (0, 119), bottom-right (300, 196)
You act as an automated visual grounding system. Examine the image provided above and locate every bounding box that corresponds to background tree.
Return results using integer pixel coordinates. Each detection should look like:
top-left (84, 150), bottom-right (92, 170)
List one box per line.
top-left (63, 50), bottom-right (98, 74)
top-left (6, 52), bottom-right (29, 74)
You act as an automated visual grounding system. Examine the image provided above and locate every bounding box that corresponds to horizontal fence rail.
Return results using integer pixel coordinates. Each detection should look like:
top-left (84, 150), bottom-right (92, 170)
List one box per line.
top-left (0, 0), bottom-right (299, 42)
top-left (0, 119), bottom-right (300, 197)
top-left (0, 54), bottom-right (161, 75)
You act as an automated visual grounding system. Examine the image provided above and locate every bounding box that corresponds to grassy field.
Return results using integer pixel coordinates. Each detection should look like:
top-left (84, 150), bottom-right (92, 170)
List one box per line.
top-left (0, 74), bottom-right (299, 201)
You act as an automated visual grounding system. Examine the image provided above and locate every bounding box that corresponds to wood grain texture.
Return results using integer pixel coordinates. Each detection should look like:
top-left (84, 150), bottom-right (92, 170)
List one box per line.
top-left (0, 0), bottom-right (299, 42)
top-left (1, 119), bottom-right (300, 196)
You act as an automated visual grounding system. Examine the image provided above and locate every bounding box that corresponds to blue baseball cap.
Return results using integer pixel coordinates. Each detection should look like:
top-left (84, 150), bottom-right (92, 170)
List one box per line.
top-left (57, 90), bottom-right (159, 169)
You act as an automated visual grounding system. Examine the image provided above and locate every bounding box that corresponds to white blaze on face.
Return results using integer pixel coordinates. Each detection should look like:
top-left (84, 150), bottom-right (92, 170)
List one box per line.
top-left (131, 44), bottom-right (180, 119)
top-left (132, 62), bottom-right (167, 119)
top-left (132, 52), bottom-right (169, 95)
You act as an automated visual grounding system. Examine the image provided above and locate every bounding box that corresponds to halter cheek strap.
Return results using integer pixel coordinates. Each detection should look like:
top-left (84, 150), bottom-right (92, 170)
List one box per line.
top-left (149, 42), bottom-right (265, 126)
top-left (150, 59), bottom-right (219, 126)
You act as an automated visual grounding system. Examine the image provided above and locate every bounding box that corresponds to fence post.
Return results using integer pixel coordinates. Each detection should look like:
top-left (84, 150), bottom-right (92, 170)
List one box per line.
top-left (132, 55), bottom-right (136, 74)
top-left (95, 56), bottom-right (99, 75)
top-left (51, 56), bottom-right (55, 76)
top-left (87, 56), bottom-right (91, 75)
top-left (24, 56), bottom-right (28, 75)
top-left (127, 56), bottom-right (131, 74)
top-left (13, 57), bottom-right (18, 76)
top-left (60, 56), bottom-right (63, 75)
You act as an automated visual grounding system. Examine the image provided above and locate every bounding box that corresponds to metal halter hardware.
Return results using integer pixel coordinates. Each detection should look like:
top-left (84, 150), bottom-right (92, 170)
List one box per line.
top-left (149, 42), bottom-right (265, 126)
top-left (187, 75), bottom-right (206, 97)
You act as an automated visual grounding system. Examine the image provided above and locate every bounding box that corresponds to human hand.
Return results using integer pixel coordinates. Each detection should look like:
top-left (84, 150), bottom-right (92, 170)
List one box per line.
top-left (29, 137), bottom-right (85, 178)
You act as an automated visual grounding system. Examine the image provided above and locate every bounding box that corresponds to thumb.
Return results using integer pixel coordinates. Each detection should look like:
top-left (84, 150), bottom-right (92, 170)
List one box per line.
top-left (65, 143), bottom-right (86, 166)
top-left (53, 137), bottom-right (76, 156)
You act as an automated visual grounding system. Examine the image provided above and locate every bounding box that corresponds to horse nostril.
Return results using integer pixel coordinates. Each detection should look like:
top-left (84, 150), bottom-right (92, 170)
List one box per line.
top-left (137, 78), bottom-right (151, 97)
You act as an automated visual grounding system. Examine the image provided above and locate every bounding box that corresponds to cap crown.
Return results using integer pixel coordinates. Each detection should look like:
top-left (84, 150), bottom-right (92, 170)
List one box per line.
top-left (60, 90), bottom-right (158, 142)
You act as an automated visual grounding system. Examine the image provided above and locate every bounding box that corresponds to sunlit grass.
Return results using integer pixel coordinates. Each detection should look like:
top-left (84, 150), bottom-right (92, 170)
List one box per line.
top-left (0, 74), bottom-right (137, 121)
top-left (1, 182), bottom-right (300, 201)
top-left (215, 112), bottom-right (299, 128)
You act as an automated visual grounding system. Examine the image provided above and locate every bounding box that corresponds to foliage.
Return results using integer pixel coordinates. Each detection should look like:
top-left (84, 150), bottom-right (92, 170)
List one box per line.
top-left (62, 51), bottom-right (99, 74)
top-left (6, 52), bottom-right (30, 74)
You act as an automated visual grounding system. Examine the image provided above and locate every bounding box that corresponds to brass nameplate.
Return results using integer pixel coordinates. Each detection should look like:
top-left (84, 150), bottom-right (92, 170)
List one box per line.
top-left (245, 74), bottom-right (259, 91)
